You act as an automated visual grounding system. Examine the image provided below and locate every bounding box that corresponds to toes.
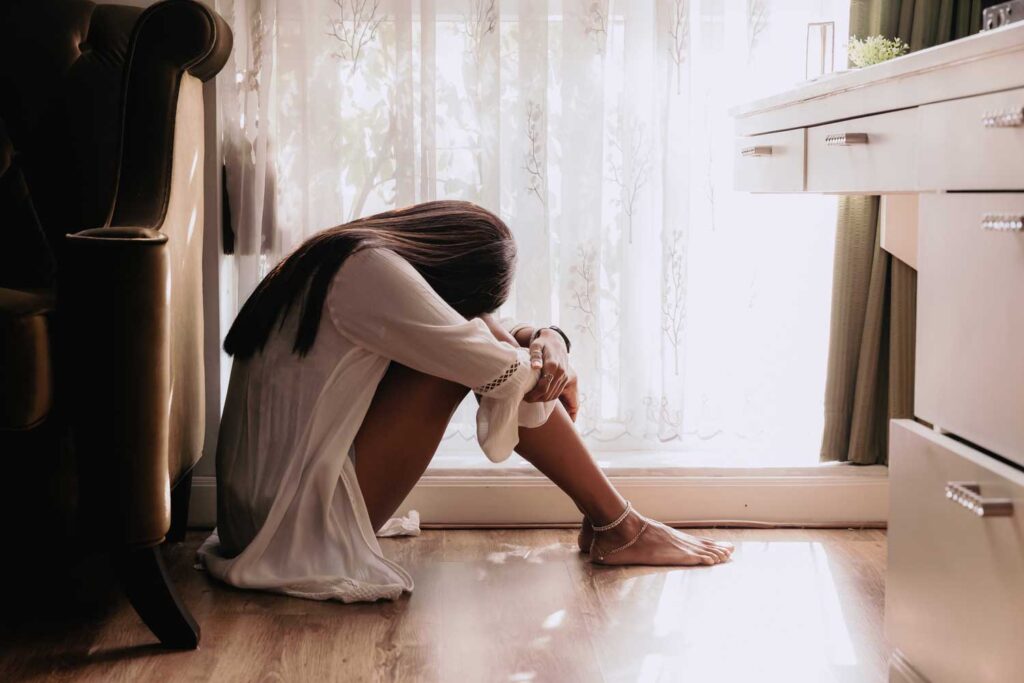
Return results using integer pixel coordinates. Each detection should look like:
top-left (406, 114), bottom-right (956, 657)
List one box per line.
top-left (700, 538), bottom-right (735, 560)
top-left (686, 542), bottom-right (719, 565)
top-left (705, 546), bottom-right (727, 563)
top-left (697, 539), bottom-right (733, 563)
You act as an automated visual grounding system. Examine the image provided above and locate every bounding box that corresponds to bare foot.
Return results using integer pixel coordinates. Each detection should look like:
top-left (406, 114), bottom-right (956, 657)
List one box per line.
top-left (577, 517), bottom-right (593, 553)
top-left (589, 509), bottom-right (734, 566)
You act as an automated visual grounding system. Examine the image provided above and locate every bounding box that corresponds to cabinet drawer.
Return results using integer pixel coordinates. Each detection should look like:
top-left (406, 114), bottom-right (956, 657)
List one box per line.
top-left (919, 87), bottom-right (1024, 190)
top-left (916, 193), bottom-right (1024, 466)
top-left (806, 109), bottom-right (918, 192)
top-left (888, 420), bottom-right (1024, 683)
top-left (733, 128), bottom-right (805, 193)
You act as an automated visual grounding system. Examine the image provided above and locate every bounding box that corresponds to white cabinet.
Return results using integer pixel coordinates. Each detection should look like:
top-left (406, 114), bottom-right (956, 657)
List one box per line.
top-left (733, 128), bottom-right (805, 193)
top-left (806, 109), bottom-right (919, 193)
top-left (732, 22), bottom-right (1024, 683)
top-left (918, 86), bottom-right (1024, 190)
top-left (916, 193), bottom-right (1024, 467)
top-left (888, 421), bottom-right (1024, 683)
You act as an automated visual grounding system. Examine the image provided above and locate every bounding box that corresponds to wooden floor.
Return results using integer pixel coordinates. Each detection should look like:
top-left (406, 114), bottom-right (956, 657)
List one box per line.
top-left (1, 528), bottom-right (888, 682)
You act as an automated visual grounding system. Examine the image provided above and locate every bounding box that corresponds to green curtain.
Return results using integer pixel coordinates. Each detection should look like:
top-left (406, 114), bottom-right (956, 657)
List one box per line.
top-left (849, 0), bottom-right (983, 48)
top-left (820, 0), bottom-right (981, 465)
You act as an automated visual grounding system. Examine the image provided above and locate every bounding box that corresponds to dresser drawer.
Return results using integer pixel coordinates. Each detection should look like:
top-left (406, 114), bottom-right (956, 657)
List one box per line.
top-left (916, 193), bottom-right (1024, 466)
top-left (806, 108), bottom-right (918, 192)
top-left (918, 87), bottom-right (1024, 190)
top-left (733, 128), bottom-right (805, 193)
top-left (888, 420), bottom-right (1024, 683)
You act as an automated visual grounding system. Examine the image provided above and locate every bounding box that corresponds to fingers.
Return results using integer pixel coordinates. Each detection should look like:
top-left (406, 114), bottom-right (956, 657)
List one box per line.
top-left (523, 343), bottom-right (547, 402)
top-left (544, 373), bottom-right (569, 403)
top-left (537, 355), bottom-right (568, 401)
top-left (528, 339), bottom-right (544, 370)
top-left (525, 336), bottom-right (579, 408)
top-left (536, 373), bottom-right (563, 403)
top-left (559, 395), bottom-right (578, 422)
top-left (523, 384), bottom-right (546, 402)
top-left (560, 383), bottom-right (580, 421)
top-left (561, 393), bottom-right (577, 419)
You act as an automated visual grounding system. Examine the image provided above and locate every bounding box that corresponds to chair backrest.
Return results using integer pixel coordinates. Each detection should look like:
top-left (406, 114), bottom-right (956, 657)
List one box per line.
top-left (0, 0), bottom-right (232, 241)
top-left (0, 0), bottom-right (140, 243)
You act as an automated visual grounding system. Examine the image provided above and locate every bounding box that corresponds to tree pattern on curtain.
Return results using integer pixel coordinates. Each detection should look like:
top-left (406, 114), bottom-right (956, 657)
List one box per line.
top-left (218, 0), bottom-right (848, 464)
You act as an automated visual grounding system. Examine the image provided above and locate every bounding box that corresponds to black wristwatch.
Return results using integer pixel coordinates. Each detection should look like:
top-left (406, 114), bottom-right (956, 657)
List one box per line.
top-left (531, 325), bottom-right (571, 353)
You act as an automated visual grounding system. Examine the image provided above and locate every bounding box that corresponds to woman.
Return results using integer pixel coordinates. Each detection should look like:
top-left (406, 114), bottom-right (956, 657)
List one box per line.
top-left (198, 200), bottom-right (733, 602)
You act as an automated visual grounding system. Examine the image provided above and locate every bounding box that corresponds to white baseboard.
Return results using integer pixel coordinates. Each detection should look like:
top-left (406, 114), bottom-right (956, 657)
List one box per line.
top-left (189, 465), bottom-right (888, 529)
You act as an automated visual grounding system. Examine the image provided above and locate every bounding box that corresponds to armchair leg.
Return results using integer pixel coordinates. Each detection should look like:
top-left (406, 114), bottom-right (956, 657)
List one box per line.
top-left (166, 469), bottom-right (193, 543)
top-left (115, 545), bottom-right (200, 649)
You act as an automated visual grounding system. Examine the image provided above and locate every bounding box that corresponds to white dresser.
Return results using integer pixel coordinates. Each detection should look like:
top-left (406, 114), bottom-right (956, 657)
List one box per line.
top-left (732, 22), bottom-right (1024, 683)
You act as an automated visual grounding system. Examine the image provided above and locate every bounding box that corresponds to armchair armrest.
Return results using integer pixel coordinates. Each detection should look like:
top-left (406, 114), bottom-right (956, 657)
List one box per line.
top-left (112, 0), bottom-right (232, 229)
top-left (64, 227), bottom-right (171, 548)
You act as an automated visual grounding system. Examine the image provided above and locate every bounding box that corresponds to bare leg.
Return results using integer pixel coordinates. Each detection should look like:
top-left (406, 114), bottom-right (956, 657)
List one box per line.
top-left (353, 357), bottom-right (733, 565)
top-left (515, 404), bottom-right (734, 566)
top-left (353, 362), bottom-right (469, 531)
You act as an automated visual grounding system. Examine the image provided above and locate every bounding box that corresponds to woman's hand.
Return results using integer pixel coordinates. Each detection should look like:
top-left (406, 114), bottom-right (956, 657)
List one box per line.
top-left (557, 373), bottom-right (579, 422)
top-left (524, 329), bottom-right (578, 421)
top-left (480, 315), bottom-right (579, 421)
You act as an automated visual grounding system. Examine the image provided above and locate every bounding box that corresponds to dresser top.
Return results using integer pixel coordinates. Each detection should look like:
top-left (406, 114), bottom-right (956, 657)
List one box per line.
top-left (732, 21), bottom-right (1024, 137)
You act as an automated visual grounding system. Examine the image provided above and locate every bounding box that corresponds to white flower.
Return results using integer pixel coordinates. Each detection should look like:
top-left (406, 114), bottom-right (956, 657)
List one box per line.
top-left (847, 35), bottom-right (909, 68)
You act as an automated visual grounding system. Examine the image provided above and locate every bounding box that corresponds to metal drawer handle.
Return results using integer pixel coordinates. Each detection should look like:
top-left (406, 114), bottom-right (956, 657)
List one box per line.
top-left (945, 482), bottom-right (1014, 517)
top-left (741, 145), bottom-right (772, 157)
top-left (982, 108), bottom-right (1024, 128)
top-left (981, 213), bottom-right (1024, 231)
top-left (825, 132), bottom-right (868, 146)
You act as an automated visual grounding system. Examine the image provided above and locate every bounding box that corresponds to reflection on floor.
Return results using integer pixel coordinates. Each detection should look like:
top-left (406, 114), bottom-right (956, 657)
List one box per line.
top-left (0, 528), bottom-right (887, 682)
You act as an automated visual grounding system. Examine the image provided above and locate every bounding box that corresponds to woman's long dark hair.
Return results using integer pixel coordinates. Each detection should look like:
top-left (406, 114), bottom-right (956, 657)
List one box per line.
top-left (224, 200), bottom-right (517, 359)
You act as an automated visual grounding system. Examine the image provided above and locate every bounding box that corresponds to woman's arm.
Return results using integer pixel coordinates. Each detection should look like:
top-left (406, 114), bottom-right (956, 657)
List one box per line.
top-left (330, 250), bottom-right (522, 391)
top-left (496, 320), bottom-right (544, 349)
top-left (479, 313), bottom-right (519, 346)
top-left (329, 248), bottom-right (556, 460)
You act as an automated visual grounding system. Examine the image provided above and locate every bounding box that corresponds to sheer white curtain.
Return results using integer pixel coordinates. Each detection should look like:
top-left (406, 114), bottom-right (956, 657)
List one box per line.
top-left (217, 0), bottom-right (848, 466)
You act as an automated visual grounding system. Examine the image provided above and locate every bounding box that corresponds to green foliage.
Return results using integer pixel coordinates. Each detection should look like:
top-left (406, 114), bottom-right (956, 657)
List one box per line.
top-left (847, 35), bottom-right (909, 68)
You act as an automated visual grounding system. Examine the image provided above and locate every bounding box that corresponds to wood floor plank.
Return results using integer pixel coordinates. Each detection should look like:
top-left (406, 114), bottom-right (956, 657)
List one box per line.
top-left (0, 529), bottom-right (887, 683)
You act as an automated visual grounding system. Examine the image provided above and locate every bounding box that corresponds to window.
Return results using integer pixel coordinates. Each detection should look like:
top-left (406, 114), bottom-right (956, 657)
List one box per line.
top-left (219, 0), bottom-right (851, 469)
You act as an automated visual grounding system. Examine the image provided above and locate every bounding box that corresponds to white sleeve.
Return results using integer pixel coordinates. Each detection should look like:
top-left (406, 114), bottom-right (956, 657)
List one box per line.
top-left (328, 248), bottom-right (555, 462)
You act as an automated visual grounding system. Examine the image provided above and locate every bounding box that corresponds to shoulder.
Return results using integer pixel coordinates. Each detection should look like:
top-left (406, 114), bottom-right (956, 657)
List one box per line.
top-left (337, 247), bottom-right (409, 278)
top-left (331, 246), bottom-right (432, 303)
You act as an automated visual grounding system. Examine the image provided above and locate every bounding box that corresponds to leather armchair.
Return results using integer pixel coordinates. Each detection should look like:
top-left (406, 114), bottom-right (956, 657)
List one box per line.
top-left (0, 0), bottom-right (231, 649)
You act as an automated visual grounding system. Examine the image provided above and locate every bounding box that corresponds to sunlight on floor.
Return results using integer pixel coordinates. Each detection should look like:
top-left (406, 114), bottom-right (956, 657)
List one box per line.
top-left (597, 540), bottom-right (865, 683)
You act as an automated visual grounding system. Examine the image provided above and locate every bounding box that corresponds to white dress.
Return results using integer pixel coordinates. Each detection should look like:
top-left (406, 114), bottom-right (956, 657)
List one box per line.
top-left (197, 247), bottom-right (554, 602)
